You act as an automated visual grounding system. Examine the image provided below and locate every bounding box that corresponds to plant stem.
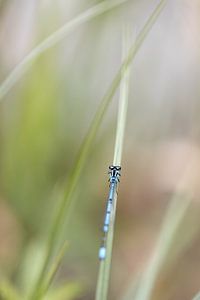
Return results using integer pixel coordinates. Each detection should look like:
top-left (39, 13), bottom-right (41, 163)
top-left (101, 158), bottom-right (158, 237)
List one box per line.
top-left (95, 1), bottom-right (167, 299)
top-left (95, 24), bottom-right (131, 300)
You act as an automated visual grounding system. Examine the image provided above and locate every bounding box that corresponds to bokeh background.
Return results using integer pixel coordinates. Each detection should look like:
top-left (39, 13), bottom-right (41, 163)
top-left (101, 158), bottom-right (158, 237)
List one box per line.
top-left (1, 0), bottom-right (200, 299)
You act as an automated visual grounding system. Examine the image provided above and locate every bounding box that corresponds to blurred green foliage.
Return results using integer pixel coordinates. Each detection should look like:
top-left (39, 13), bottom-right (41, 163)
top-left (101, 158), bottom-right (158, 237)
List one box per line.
top-left (1, 1), bottom-right (200, 300)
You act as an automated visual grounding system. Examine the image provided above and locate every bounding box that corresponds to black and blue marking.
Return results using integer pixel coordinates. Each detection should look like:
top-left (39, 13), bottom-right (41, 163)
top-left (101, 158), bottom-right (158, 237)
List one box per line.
top-left (99, 165), bottom-right (121, 260)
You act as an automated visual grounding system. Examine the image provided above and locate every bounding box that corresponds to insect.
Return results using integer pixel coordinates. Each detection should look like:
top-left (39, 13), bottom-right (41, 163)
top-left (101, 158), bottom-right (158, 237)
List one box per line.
top-left (99, 165), bottom-right (121, 260)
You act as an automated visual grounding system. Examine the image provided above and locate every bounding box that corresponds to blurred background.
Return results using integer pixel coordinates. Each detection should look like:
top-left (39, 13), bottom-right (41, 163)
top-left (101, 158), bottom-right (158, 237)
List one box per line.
top-left (1, 0), bottom-right (200, 299)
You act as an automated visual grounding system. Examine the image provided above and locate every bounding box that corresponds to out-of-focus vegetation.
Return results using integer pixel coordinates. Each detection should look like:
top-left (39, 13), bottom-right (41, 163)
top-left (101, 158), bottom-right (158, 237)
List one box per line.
top-left (1, 1), bottom-right (200, 300)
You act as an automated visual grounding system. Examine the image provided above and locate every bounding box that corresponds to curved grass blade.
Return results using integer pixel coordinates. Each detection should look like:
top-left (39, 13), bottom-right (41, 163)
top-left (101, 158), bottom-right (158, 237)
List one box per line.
top-left (0, 0), bottom-right (129, 101)
top-left (29, 1), bottom-right (167, 299)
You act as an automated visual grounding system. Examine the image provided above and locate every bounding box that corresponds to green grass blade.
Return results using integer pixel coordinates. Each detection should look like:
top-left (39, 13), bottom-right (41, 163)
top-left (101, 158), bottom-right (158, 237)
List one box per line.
top-left (0, 279), bottom-right (21, 300)
top-left (29, 1), bottom-right (167, 299)
top-left (44, 282), bottom-right (82, 300)
top-left (95, 1), bottom-right (167, 299)
top-left (113, 27), bottom-right (130, 167)
top-left (36, 242), bottom-right (68, 300)
top-left (132, 159), bottom-right (197, 300)
top-left (95, 25), bottom-right (131, 300)
top-left (0, 0), bottom-right (129, 101)
top-left (132, 193), bottom-right (191, 300)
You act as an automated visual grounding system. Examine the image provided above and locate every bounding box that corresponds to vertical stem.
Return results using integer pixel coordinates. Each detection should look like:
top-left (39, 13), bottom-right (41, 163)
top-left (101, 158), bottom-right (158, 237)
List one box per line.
top-left (95, 24), bottom-right (131, 300)
top-left (113, 26), bottom-right (130, 166)
top-left (95, 1), bottom-right (168, 298)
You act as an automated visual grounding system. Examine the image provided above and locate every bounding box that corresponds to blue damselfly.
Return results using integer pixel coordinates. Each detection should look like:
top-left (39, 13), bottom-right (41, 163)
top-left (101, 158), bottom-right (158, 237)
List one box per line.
top-left (98, 165), bottom-right (121, 260)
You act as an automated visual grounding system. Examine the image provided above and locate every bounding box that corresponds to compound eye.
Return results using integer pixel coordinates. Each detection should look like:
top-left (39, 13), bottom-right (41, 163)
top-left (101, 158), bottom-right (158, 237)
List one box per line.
top-left (116, 166), bottom-right (121, 170)
top-left (109, 165), bottom-right (114, 170)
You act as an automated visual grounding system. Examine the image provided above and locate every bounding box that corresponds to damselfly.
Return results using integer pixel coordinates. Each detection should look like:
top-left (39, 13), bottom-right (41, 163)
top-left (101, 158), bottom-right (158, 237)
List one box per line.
top-left (99, 165), bottom-right (121, 260)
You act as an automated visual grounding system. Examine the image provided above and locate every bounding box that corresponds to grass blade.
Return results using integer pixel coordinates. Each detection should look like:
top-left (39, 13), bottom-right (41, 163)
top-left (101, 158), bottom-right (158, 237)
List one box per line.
top-left (0, 0), bottom-right (129, 101)
top-left (95, 1), bottom-right (167, 299)
top-left (113, 28), bottom-right (130, 167)
top-left (120, 274), bottom-right (140, 300)
top-left (132, 161), bottom-right (197, 300)
top-left (132, 194), bottom-right (191, 300)
top-left (95, 25), bottom-right (131, 300)
top-left (36, 242), bottom-right (68, 300)
top-left (44, 282), bottom-right (82, 300)
top-left (29, 1), bottom-right (167, 299)
top-left (0, 279), bottom-right (21, 300)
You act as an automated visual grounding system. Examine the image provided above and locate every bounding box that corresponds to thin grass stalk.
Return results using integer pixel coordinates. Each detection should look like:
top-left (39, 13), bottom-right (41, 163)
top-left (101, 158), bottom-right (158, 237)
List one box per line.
top-left (44, 282), bottom-right (82, 300)
top-left (30, 1), bottom-right (167, 299)
top-left (0, 0), bottom-right (130, 101)
top-left (36, 242), bottom-right (68, 300)
top-left (95, 1), bottom-right (167, 299)
top-left (133, 194), bottom-right (191, 300)
top-left (95, 25), bottom-right (131, 300)
top-left (113, 27), bottom-right (130, 166)
top-left (132, 161), bottom-right (196, 300)
top-left (120, 274), bottom-right (140, 300)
